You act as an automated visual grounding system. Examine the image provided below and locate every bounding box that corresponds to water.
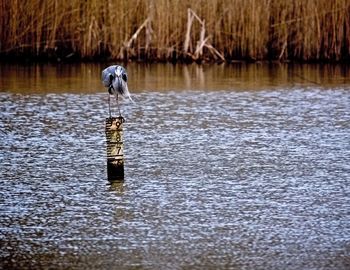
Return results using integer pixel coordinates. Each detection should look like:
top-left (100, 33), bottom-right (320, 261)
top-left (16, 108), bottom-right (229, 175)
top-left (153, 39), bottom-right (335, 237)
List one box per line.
top-left (0, 63), bottom-right (350, 269)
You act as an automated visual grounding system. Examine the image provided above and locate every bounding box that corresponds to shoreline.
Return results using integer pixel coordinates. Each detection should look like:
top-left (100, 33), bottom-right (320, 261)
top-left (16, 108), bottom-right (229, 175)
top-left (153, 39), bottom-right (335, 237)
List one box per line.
top-left (1, 53), bottom-right (349, 65)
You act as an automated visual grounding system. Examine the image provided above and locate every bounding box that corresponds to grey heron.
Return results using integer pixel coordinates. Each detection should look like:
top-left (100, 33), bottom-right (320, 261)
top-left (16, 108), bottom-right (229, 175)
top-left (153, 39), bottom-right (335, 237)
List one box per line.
top-left (101, 65), bottom-right (132, 117)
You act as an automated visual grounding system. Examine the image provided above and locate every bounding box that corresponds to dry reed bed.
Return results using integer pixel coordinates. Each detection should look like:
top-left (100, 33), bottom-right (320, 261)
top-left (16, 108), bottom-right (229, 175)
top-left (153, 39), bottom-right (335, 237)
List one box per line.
top-left (0, 0), bottom-right (349, 62)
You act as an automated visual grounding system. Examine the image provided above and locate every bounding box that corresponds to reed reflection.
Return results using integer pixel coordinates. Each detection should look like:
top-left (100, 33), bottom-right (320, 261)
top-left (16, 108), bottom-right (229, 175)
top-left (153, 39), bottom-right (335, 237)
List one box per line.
top-left (1, 63), bottom-right (349, 94)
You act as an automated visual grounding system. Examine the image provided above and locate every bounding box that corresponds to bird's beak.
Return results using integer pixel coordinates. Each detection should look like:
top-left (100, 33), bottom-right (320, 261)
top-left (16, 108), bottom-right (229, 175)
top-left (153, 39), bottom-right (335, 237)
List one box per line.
top-left (114, 70), bottom-right (124, 93)
top-left (115, 68), bottom-right (122, 78)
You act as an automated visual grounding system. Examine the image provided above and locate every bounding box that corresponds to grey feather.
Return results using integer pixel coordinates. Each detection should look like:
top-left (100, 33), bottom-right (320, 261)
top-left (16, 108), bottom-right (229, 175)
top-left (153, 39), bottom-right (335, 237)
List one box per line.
top-left (101, 65), bottom-right (132, 101)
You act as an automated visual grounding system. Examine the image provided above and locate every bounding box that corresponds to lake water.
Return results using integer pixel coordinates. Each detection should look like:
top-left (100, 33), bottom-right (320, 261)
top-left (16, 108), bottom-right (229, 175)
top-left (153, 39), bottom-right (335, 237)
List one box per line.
top-left (0, 63), bottom-right (349, 269)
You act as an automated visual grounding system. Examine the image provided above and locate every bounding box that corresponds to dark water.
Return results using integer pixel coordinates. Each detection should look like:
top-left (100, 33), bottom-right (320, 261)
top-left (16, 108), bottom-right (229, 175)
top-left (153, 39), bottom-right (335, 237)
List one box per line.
top-left (1, 63), bottom-right (350, 269)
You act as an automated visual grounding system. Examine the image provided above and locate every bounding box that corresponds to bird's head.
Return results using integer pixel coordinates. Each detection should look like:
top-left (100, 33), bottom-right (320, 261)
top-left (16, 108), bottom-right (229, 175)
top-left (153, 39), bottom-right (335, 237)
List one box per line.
top-left (111, 66), bottom-right (128, 95)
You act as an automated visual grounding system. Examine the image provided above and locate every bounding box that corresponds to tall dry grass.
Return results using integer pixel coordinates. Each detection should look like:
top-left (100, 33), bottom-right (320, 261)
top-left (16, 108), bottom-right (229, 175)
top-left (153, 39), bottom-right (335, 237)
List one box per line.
top-left (0, 0), bottom-right (349, 62)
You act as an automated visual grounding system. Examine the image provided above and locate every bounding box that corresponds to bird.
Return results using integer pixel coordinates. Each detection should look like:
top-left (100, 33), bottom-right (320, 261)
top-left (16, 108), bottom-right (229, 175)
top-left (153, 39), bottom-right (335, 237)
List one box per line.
top-left (101, 65), bottom-right (132, 117)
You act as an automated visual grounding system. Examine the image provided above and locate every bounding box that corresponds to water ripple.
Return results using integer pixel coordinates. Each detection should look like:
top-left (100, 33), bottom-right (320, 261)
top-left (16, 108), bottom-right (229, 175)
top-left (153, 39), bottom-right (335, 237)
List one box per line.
top-left (1, 87), bottom-right (350, 269)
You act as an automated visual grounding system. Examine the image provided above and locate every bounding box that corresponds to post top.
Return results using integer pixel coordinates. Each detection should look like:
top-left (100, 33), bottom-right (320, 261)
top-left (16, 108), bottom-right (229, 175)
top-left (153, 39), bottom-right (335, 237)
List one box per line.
top-left (106, 116), bottom-right (125, 123)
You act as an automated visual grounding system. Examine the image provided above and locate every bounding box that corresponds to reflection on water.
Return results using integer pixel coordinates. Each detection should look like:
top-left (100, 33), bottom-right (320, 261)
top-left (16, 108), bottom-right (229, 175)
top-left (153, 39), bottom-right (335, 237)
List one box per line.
top-left (0, 62), bottom-right (349, 93)
top-left (0, 63), bottom-right (350, 269)
top-left (108, 181), bottom-right (125, 194)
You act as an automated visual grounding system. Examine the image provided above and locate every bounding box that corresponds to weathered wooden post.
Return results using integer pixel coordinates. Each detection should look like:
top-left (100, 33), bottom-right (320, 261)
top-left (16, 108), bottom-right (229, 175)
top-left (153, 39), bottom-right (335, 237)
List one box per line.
top-left (105, 116), bottom-right (125, 182)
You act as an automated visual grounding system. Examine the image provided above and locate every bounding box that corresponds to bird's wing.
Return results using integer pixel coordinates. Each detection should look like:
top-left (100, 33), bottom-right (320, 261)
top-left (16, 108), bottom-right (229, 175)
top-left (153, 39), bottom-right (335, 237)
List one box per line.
top-left (101, 65), bottom-right (117, 87)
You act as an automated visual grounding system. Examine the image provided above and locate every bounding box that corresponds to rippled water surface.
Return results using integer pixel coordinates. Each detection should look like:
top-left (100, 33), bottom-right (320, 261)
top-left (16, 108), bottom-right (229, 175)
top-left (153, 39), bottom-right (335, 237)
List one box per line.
top-left (1, 63), bottom-right (350, 269)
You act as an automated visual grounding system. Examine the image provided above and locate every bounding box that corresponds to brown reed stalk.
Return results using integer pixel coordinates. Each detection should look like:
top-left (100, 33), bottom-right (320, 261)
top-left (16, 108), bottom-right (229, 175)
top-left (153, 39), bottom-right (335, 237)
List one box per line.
top-left (0, 0), bottom-right (349, 62)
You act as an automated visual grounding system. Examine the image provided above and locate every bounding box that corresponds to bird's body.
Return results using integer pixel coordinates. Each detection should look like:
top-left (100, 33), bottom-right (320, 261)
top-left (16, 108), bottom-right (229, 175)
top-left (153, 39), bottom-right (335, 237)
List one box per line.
top-left (101, 65), bottom-right (132, 116)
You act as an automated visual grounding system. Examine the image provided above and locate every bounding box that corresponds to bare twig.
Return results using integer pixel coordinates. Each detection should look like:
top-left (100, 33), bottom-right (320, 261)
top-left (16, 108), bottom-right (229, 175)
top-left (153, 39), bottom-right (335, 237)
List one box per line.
top-left (183, 8), bottom-right (194, 54)
top-left (126, 18), bottom-right (150, 48)
top-left (204, 44), bottom-right (225, 61)
top-left (184, 8), bottom-right (225, 61)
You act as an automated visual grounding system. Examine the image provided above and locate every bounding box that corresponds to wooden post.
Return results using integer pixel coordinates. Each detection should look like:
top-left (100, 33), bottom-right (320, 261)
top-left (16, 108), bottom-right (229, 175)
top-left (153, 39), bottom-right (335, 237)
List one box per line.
top-left (105, 116), bottom-right (125, 182)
